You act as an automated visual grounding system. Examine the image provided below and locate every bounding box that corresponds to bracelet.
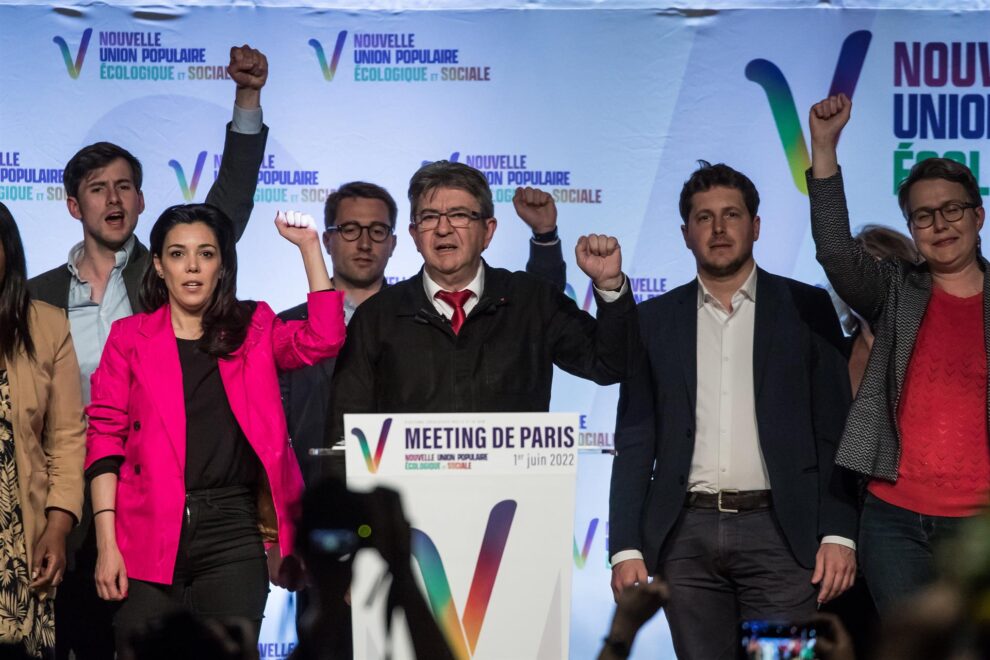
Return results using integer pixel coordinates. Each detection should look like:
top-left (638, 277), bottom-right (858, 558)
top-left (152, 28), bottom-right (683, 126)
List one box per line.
top-left (93, 508), bottom-right (116, 517)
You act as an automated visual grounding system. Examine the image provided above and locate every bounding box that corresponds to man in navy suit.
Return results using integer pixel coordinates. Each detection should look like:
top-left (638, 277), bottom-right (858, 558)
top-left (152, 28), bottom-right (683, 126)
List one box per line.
top-left (607, 162), bottom-right (858, 659)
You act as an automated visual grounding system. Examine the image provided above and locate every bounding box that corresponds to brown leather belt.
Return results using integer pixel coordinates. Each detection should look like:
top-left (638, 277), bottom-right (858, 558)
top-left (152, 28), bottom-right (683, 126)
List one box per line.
top-left (685, 489), bottom-right (772, 513)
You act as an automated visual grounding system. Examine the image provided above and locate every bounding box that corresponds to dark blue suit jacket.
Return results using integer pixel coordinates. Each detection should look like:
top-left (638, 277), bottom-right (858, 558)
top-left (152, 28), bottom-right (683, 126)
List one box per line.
top-left (609, 268), bottom-right (857, 570)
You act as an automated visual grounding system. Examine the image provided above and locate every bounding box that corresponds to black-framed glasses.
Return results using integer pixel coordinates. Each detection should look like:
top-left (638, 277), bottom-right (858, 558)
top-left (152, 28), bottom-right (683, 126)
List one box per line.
top-left (327, 222), bottom-right (394, 243)
top-left (413, 209), bottom-right (483, 230)
top-left (907, 201), bottom-right (978, 229)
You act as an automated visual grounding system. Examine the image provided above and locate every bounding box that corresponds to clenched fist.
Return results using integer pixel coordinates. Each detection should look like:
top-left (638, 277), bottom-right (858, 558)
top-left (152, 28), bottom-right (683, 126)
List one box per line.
top-left (576, 233), bottom-right (624, 291)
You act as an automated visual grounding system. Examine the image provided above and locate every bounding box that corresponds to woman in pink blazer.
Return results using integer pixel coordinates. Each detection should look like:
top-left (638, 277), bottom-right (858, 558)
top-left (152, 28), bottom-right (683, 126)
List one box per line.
top-left (84, 204), bottom-right (344, 649)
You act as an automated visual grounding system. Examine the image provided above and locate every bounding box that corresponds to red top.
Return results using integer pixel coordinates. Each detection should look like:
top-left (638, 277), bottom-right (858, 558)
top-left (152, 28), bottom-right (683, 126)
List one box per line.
top-left (870, 286), bottom-right (990, 516)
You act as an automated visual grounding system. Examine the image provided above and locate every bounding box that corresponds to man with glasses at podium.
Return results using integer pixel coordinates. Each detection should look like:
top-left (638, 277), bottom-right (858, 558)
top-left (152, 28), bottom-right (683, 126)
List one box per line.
top-left (326, 160), bottom-right (639, 444)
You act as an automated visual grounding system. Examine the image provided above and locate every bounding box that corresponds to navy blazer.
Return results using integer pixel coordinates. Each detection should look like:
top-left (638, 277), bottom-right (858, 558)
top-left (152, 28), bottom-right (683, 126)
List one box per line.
top-left (609, 268), bottom-right (857, 570)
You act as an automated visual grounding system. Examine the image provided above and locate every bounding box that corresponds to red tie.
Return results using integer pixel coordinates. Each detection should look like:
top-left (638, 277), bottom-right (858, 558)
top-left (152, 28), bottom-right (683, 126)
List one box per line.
top-left (435, 289), bottom-right (473, 334)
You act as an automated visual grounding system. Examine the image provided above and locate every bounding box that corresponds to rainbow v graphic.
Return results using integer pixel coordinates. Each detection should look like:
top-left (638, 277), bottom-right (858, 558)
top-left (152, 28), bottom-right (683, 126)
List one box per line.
top-left (168, 151), bottom-right (208, 201)
top-left (412, 500), bottom-right (516, 659)
top-left (309, 31), bottom-right (348, 82)
top-left (582, 280), bottom-right (595, 312)
top-left (573, 518), bottom-right (599, 569)
top-left (352, 417), bottom-right (392, 473)
top-left (421, 152), bottom-right (461, 167)
top-left (745, 31), bottom-right (872, 194)
top-left (52, 28), bottom-right (93, 79)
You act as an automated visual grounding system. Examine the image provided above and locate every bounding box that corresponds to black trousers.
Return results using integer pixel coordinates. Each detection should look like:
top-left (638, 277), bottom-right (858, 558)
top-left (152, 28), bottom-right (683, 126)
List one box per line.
top-left (113, 485), bottom-right (269, 653)
top-left (55, 552), bottom-right (116, 659)
top-left (658, 506), bottom-right (818, 660)
top-left (55, 500), bottom-right (115, 660)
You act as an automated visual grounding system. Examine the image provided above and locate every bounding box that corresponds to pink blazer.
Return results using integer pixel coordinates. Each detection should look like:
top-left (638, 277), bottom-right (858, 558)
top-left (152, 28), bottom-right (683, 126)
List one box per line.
top-left (85, 291), bottom-right (345, 584)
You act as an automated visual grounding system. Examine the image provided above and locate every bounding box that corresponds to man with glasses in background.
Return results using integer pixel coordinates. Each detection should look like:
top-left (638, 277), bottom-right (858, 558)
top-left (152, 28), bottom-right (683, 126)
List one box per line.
top-left (280, 182), bottom-right (396, 483)
top-left (280, 179), bottom-right (576, 482)
top-left (326, 160), bottom-right (639, 445)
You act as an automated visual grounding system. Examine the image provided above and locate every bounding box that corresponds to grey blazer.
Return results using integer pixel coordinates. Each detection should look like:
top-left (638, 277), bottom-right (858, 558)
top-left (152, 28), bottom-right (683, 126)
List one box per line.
top-left (808, 170), bottom-right (990, 481)
top-left (29, 122), bottom-right (268, 312)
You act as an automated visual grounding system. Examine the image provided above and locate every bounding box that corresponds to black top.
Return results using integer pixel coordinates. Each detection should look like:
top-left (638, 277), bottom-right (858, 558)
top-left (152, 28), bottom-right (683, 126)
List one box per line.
top-left (327, 262), bottom-right (640, 445)
top-left (86, 338), bottom-right (260, 490)
top-left (86, 338), bottom-right (263, 489)
top-left (176, 338), bottom-right (259, 490)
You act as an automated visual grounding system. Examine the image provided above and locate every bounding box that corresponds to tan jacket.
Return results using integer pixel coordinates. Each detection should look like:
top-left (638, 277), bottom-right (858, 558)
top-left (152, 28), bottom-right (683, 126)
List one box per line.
top-left (7, 300), bottom-right (86, 582)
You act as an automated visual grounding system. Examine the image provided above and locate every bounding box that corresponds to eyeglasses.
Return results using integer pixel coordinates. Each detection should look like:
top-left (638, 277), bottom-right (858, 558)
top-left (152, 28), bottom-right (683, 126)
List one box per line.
top-left (907, 201), bottom-right (978, 229)
top-left (412, 209), bottom-right (484, 231)
top-left (327, 222), bottom-right (394, 243)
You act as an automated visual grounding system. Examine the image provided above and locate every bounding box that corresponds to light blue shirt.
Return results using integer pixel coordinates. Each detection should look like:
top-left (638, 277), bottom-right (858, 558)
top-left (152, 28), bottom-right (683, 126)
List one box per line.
top-left (67, 236), bottom-right (137, 405)
top-left (343, 294), bottom-right (358, 325)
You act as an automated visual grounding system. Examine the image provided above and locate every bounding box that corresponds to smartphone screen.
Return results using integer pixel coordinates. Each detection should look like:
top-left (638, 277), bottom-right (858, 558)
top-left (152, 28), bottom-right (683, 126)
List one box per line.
top-left (738, 619), bottom-right (817, 660)
top-left (309, 528), bottom-right (360, 555)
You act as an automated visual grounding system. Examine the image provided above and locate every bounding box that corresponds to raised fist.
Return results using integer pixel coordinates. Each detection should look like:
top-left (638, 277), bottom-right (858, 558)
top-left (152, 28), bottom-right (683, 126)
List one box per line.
top-left (576, 234), bottom-right (623, 291)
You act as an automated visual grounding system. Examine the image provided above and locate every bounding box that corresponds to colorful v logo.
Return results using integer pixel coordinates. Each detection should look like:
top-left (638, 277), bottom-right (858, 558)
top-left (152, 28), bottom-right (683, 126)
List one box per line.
top-left (309, 31), bottom-right (348, 82)
top-left (52, 28), bottom-right (93, 79)
top-left (168, 151), bottom-right (208, 202)
top-left (581, 280), bottom-right (595, 312)
top-left (421, 152), bottom-right (461, 167)
top-left (572, 518), bottom-right (599, 569)
top-left (745, 31), bottom-right (872, 194)
top-left (351, 417), bottom-right (392, 473)
top-left (412, 500), bottom-right (516, 660)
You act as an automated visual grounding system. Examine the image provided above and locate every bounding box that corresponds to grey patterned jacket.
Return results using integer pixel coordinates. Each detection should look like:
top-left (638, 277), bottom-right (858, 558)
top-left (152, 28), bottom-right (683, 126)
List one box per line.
top-left (808, 170), bottom-right (990, 481)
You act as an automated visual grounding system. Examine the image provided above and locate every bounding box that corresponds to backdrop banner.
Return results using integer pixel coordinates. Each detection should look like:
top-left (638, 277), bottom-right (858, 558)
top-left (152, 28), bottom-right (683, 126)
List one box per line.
top-left (2, 4), bottom-right (984, 657)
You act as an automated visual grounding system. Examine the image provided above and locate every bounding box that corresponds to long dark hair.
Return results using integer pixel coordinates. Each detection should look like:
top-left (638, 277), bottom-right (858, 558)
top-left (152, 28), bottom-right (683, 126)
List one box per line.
top-left (140, 204), bottom-right (255, 357)
top-left (0, 203), bottom-right (35, 360)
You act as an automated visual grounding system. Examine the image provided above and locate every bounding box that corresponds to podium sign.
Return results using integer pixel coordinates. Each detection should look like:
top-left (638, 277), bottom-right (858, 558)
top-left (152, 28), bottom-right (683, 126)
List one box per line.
top-left (346, 412), bottom-right (579, 660)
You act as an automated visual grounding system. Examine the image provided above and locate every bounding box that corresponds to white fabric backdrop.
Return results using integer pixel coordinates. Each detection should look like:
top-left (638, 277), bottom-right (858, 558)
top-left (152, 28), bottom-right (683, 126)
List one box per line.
top-left (2, 2), bottom-right (987, 657)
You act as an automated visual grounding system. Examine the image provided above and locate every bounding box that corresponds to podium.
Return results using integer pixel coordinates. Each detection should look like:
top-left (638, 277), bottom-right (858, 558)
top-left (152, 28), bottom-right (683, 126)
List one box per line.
top-left (345, 412), bottom-right (579, 660)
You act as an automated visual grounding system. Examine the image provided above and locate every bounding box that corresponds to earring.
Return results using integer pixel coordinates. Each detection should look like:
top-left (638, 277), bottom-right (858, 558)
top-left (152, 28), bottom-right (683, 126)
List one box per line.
top-left (157, 271), bottom-right (164, 279)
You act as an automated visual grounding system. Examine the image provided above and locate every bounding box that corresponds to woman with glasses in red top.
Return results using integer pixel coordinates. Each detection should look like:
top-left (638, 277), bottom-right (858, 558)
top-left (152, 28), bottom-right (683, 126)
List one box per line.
top-left (808, 94), bottom-right (990, 616)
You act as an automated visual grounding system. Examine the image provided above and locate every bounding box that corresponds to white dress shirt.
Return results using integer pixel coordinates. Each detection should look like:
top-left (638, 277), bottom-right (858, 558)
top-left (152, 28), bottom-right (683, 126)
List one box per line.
top-left (422, 261), bottom-right (627, 322)
top-left (423, 264), bottom-right (485, 318)
top-left (66, 235), bottom-right (137, 405)
top-left (691, 265), bottom-right (769, 492)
